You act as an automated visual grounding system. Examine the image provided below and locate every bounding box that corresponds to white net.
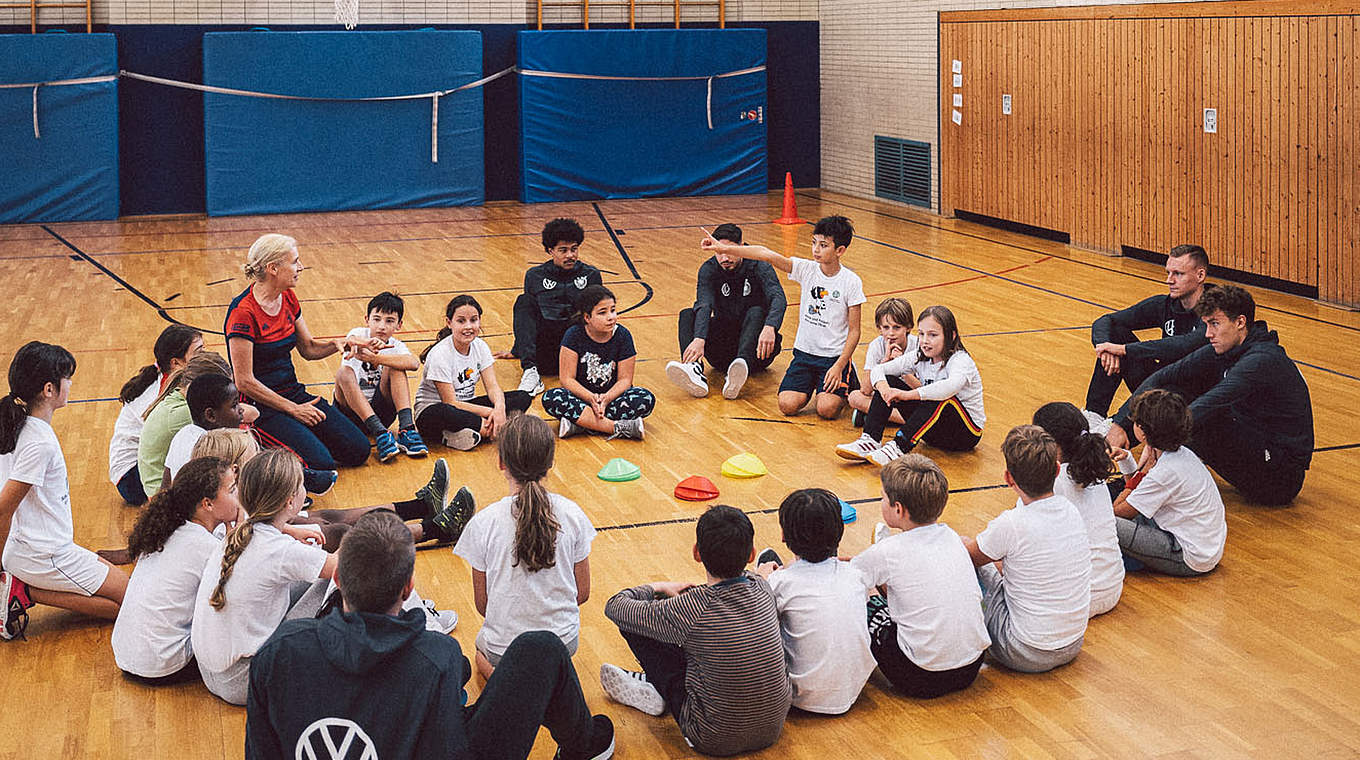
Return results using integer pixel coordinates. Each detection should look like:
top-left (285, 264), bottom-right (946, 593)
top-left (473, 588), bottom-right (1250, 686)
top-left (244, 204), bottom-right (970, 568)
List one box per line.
top-left (334, 0), bottom-right (358, 29)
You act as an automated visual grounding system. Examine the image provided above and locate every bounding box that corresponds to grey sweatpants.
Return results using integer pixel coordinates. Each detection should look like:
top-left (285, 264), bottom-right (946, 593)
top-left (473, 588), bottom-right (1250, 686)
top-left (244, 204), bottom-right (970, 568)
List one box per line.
top-left (1115, 514), bottom-right (1212, 577)
top-left (978, 564), bottom-right (1083, 673)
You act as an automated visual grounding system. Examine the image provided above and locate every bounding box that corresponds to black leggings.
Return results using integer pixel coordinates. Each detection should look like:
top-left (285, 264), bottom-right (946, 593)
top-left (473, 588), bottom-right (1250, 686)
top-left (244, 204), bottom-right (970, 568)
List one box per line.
top-left (864, 378), bottom-right (982, 452)
top-left (867, 596), bottom-right (983, 698)
top-left (415, 392), bottom-right (534, 444)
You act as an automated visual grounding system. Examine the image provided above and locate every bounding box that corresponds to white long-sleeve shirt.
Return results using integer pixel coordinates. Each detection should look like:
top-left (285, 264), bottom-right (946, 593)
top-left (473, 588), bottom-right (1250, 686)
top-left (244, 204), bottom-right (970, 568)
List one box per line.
top-left (870, 350), bottom-right (985, 429)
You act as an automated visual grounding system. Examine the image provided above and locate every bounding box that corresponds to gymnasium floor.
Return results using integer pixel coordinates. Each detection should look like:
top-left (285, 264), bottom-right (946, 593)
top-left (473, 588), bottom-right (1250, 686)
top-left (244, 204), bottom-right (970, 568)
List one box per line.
top-left (2, 189), bottom-right (1358, 759)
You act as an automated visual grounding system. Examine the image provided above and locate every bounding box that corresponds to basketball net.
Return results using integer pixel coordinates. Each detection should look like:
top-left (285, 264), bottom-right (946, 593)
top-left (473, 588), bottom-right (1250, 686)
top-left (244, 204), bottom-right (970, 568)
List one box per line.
top-left (334, 0), bottom-right (358, 29)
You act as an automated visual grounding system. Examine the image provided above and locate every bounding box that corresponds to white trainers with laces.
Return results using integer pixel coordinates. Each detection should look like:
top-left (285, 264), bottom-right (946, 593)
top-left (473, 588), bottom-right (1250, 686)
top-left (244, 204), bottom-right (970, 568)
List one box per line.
top-left (421, 600), bottom-right (459, 634)
top-left (722, 358), bottom-right (748, 400)
top-left (600, 663), bottom-right (665, 716)
top-left (867, 440), bottom-right (906, 467)
top-left (607, 418), bottom-right (644, 441)
top-left (835, 434), bottom-right (881, 461)
top-left (665, 360), bottom-right (709, 398)
top-left (518, 366), bottom-right (545, 396)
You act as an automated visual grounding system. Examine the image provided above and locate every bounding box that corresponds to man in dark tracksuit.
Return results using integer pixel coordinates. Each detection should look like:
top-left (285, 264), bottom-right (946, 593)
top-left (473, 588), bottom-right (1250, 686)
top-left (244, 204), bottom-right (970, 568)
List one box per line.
top-left (1108, 285), bottom-right (1313, 506)
top-left (665, 223), bottom-right (787, 400)
top-left (506, 218), bottom-right (603, 396)
top-left (1085, 244), bottom-right (1212, 418)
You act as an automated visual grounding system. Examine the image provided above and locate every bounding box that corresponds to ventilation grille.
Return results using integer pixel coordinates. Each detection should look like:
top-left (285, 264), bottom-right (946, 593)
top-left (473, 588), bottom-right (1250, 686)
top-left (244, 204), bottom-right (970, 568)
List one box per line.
top-left (874, 136), bottom-right (930, 208)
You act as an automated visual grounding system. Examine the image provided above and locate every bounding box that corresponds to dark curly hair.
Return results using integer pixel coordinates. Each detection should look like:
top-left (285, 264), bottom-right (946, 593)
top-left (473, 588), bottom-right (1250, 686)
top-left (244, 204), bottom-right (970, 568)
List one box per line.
top-left (126, 457), bottom-right (231, 557)
top-left (1129, 389), bottom-right (1193, 452)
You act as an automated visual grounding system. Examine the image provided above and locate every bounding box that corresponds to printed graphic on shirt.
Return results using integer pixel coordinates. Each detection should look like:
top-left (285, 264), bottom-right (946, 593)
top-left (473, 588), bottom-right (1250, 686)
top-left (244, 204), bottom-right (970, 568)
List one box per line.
top-left (542, 278), bottom-right (557, 290)
top-left (574, 276), bottom-right (588, 289)
top-left (296, 717), bottom-right (378, 760)
top-left (582, 352), bottom-right (615, 388)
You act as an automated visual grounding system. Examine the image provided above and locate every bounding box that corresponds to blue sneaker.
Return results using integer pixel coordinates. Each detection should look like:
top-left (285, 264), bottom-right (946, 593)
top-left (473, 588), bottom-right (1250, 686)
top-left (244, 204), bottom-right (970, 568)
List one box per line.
top-left (396, 428), bottom-right (428, 458)
top-left (303, 468), bottom-right (338, 497)
top-left (374, 431), bottom-right (399, 463)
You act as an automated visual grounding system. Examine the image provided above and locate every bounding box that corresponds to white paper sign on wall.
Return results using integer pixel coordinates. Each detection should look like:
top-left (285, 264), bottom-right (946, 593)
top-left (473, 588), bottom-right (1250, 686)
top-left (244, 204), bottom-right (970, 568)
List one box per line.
top-left (1002, 94), bottom-right (1012, 115)
top-left (1203, 108), bottom-right (1217, 133)
top-left (951, 59), bottom-right (962, 73)
top-left (952, 109), bottom-right (962, 125)
top-left (953, 93), bottom-right (963, 107)
top-left (952, 73), bottom-right (962, 88)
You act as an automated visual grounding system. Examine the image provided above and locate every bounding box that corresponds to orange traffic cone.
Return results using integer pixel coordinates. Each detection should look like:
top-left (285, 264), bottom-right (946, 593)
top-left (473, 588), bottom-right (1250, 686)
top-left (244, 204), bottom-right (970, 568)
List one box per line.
top-left (772, 172), bottom-right (806, 225)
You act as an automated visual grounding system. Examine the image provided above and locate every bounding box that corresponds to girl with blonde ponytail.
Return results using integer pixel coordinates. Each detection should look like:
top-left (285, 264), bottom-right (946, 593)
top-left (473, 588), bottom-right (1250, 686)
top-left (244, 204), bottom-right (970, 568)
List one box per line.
top-left (191, 449), bottom-right (336, 705)
top-left (453, 414), bottom-right (597, 679)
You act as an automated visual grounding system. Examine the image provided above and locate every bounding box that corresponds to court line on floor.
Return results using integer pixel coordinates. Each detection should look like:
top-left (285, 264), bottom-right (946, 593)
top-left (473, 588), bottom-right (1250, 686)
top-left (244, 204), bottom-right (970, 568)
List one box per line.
top-left (593, 202), bottom-right (654, 315)
top-left (797, 190), bottom-right (1360, 334)
top-left (41, 225), bottom-right (191, 330)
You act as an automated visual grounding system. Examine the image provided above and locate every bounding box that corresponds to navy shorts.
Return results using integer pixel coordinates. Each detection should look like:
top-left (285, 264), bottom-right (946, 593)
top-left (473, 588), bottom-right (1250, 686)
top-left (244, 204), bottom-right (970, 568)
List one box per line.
top-left (778, 348), bottom-right (858, 398)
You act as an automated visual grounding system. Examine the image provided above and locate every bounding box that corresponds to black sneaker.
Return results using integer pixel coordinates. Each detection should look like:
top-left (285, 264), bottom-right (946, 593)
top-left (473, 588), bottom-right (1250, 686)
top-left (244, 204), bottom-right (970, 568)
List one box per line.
top-left (554, 714), bottom-right (615, 760)
top-left (430, 486), bottom-right (475, 546)
top-left (756, 547), bottom-right (783, 567)
top-left (415, 459), bottom-right (451, 518)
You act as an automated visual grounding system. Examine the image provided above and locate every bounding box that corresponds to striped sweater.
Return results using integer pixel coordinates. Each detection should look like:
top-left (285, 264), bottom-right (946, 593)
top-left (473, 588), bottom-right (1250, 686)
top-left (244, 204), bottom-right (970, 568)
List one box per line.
top-left (604, 574), bottom-right (792, 756)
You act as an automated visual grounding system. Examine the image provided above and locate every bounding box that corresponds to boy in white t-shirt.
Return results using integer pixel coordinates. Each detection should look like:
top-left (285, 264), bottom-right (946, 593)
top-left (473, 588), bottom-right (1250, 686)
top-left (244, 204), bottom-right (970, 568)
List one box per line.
top-left (1112, 389), bottom-right (1226, 576)
top-left (701, 215), bottom-right (865, 420)
top-left (848, 298), bottom-right (918, 428)
top-left (851, 455), bottom-right (990, 697)
top-left (334, 292), bottom-right (428, 463)
top-left (754, 488), bottom-right (875, 714)
top-left (962, 425), bottom-right (1091, 673)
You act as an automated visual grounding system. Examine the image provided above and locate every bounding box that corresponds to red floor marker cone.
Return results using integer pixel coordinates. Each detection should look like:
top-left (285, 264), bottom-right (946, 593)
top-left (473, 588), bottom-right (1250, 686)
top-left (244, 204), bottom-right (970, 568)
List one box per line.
top-left (773, 172), bottom-right (806, 225)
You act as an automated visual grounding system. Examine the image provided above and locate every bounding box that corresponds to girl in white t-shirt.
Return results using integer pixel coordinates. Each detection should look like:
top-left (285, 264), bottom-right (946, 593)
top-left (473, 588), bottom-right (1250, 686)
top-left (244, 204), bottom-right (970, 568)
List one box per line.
top-left (1033, 401), bottom-right (1124, 616)
top-left (1, 342), bottom-right (130, 641)
top-left (192, 449), bottom-right (336, 703)
top-left (112, 456), bottom-right (241, 682)
top-left (837, 305), bottom-right (985, 465)
top-left (1112, 389), bottom-right (1226, 577)
top-left (109, 325), bottom-right (203, 505)
top-left (453, 414), bottom-right (595, 680)
top-left (847, 298), bottom-right (918, 428)
top-left (415, 295), bottom-right (533, 451)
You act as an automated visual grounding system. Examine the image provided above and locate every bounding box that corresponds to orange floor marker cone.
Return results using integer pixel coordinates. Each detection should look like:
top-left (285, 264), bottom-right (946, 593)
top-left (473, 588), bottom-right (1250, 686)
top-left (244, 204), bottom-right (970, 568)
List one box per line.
top-left (773, 172), bottom-right (806, 225)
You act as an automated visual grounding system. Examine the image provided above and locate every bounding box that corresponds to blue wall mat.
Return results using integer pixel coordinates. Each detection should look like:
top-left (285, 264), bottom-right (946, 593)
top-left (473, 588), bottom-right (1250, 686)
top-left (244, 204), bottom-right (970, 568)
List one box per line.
top-left (519, 29), bottom-right (767, 203)
top-left (203, 30), bottom-right (484, 216)
top-left (0, 33), bottom-right (118, 223)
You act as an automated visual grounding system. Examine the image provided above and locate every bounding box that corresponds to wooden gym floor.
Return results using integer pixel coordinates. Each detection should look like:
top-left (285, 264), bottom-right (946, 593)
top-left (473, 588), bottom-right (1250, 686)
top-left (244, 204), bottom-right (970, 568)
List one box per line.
top-left (1, 190), bottom-right (1358, 759)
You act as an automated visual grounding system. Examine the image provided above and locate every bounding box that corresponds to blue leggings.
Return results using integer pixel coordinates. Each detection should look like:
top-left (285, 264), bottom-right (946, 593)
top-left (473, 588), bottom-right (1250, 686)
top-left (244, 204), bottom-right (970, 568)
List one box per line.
top-left (252, 394), bottom-right (370, 470)
top-left (541, 386), bottom-right (655, 422)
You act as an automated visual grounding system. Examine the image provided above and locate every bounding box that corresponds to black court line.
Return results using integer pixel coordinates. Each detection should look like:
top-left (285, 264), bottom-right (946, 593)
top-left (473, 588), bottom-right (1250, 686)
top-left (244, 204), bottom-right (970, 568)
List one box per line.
top-left (724, 416), bottom-right (819, 427)
top-left (205, 277), bottom-right (234, 286)
top-left (1314, 442), bottom-right (1360, 453)
top-left (357, 260), bottom-right (394, 265)
top-left (595, 483), bottom-right (1010, 533)
top-left (592, 202), bottom-right (655, 315)
top-left (164, 292), bottom-right (181, 302)
top-left (41, 225), bottom-right (188, 329)
top-left (798, 190), bottom-right (1360, 334)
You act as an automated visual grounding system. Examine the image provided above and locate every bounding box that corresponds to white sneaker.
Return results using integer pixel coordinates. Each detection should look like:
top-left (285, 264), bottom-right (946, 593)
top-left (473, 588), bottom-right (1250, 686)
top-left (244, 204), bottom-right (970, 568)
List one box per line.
top-left (867, 440), bottom-right (906, 467)
top-left (665, 360), bottom-right (709, 398)
top-left (518, 366), bottom-right (545, 396)
top-left (874, 522), bottom-right (892, 544)
top-left (722, 358), bottom-right (748, 400)
top-left (835, 434), bottom-right (881, 461)
top-left (422, 600), bottom-right (458, 634)
top-left (600, 663), bottom-right (665, 716)
top-left (559, 417), bottom-right (584, 439)
top-left (1082, 409), bottom-right (1114, 436)
top-left (441, 428), bottom-right (482, 451)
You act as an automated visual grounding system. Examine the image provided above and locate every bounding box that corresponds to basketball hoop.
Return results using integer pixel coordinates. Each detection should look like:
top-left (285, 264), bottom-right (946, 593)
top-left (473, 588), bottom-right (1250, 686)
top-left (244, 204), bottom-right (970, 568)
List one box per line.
top-left (334, 0), bottom-right (358, 29)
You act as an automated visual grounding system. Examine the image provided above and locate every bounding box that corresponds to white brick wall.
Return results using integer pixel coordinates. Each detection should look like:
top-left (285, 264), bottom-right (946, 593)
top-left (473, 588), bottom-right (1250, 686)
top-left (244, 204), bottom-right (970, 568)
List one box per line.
top-left (820, 0), bottom-right (1210, 210)
top-left (5, 0), bottom-right (809, 29)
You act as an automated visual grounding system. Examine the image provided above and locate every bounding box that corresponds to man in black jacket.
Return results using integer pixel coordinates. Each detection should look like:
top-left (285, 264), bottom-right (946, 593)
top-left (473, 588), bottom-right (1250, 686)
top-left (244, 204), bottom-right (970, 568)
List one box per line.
top-left (665, 223), bottom-right (786, 400)
top-left (505, 218), bottom-right (604, 397)
top-left (1085, 244), bottom-right (1211, 419)
top-left (246, 511), bottom-right (613, 760)
top-left (1107, 285), bottom-right (1313, 506)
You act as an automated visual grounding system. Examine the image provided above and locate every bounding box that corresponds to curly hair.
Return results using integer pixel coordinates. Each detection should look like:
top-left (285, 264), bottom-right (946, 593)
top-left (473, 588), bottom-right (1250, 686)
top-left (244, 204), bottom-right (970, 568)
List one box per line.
top-left (1032, 401), bottom-right (1113, 488)
top-left (126, 457), bottom-right (230, 557)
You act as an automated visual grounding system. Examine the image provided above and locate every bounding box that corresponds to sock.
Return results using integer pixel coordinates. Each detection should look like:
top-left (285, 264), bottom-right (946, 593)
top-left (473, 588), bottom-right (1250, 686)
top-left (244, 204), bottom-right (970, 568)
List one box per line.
top-left (362, 414), bottom-right (387, 437)
top-left (397, 408), bottom-right (415, 431)
top-left (421, 518), bottom-right (451, 544)
top-left (393, 497), bottom-right (427, 521)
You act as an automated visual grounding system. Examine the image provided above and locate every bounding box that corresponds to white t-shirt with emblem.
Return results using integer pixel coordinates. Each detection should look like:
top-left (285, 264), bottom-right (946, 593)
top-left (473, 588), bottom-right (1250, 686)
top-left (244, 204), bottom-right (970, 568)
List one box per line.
top-left (863, 334), bottom-right (920, 372)
top-left (414, 336), bottom-right (495, 417)
top-left (340, 327), bottom-right (413, 403)
top-left (1, 417), bottom-right (73, 563)
top-left (788, 257), bottom-right (866, 358)
top-left (1125, 446), bottom-right (1226, 573)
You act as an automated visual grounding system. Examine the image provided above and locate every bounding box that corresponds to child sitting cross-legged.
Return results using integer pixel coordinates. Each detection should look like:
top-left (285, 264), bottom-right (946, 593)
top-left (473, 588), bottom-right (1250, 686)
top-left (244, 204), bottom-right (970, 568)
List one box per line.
top-left (333, 291), bottom-right (428, 462)
top-left (601, 505), bottom-right (791, 756)
top-left (850, 455), bottom-right (990, 696)
top-left (753, 488), bottom-right (876, 714)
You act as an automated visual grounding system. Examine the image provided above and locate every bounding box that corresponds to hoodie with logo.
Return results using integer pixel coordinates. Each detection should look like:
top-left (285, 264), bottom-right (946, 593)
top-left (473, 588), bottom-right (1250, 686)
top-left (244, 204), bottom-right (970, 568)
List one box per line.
top-left (1091, 291), bottom-right (1209, 364)
top-left (524, 261), bottom-right (603, 323)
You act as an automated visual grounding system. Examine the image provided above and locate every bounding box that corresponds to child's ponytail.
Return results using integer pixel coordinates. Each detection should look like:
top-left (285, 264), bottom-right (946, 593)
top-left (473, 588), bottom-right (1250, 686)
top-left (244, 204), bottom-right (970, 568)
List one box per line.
top-left (127, 457), bottom-right (229, 557)
top-left (119, 325), bottom-right (203, 404)
top-left (209, 449), bottom-right (303, 611)
top-left (2, 341), bottom-right (76, 455)
top-left (421, 294), bottom-right (482, 362)
top-left (497, 415), bottom-right (559, 572)
top-left (1032, 401), bottom-right (1113, 488)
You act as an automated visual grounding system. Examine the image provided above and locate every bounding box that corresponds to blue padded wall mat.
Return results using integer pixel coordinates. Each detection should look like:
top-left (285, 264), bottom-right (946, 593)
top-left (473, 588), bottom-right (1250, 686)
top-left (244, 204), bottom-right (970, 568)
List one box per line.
top-left (203, 30), bottom-right (484, 216)
top-left (518, 29), bottom-right (767, 203)
top-left (1, 33), bottom-right (118, 223)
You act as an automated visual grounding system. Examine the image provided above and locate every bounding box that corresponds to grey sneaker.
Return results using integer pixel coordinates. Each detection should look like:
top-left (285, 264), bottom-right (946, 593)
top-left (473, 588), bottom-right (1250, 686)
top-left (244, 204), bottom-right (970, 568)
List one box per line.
top-left (600, 663), bottom-right (665, 716)
top-left (430, 486), bottom-right (475, 546)
top-left (559, 417), bottom-right (585, 439)
top-left (722, 357), bottom-right (748, 399)
top-left (414, 458), bottom-right (450, 518)
top-left (607, 417), bottom-right (644, 441)
top-left (665, 360), bottom-right (709, 398)
top-left (442, 428), bottom-right (482, 451)
top-left (518, 366), bottom-right (545, 396)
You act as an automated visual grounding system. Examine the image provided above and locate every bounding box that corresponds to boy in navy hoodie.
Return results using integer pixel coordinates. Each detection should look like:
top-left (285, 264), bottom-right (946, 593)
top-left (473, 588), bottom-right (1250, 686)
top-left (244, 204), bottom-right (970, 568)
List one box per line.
top-left (246, 510), bottom-right (614, 760)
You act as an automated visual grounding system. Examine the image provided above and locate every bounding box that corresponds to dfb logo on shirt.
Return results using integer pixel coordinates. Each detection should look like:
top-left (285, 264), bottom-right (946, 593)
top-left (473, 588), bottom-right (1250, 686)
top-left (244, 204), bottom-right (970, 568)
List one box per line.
top-left (574, 276), bottom-right (588, 289)
top-left (542, 278), bottom-right (557, 290)
top-left (1164, 318), bottom-right (1176, 335)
